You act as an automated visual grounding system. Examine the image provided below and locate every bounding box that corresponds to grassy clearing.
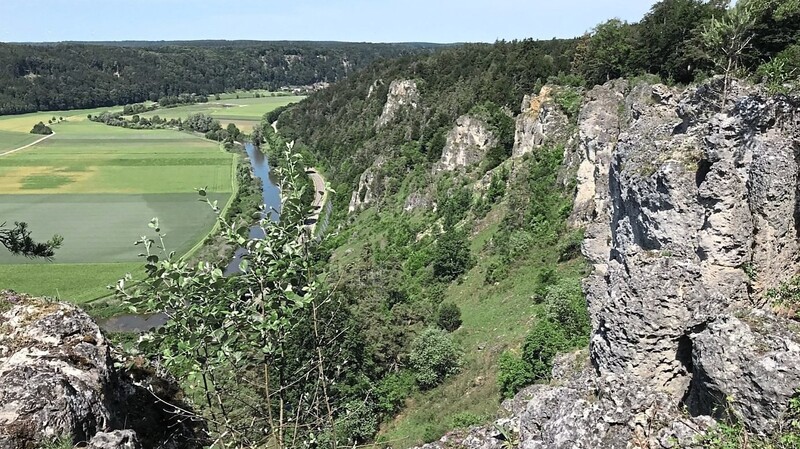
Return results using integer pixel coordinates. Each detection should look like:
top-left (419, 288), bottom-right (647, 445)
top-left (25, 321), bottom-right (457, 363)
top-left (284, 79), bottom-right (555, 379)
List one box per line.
top-left (0, 130), bottom-right (40, 153)
top-left (0, 262), bottom-right (143, 303)
top-left (376, 251), bottom-right (586, 447)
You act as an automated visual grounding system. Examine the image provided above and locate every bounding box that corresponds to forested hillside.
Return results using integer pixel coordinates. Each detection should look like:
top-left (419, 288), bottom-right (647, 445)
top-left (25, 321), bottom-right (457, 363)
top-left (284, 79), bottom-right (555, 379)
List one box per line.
top-left (255, 0), bottom-right (800, 445)
top-left (0, 41), bottom-right (441, 114)
top-left (275, 39), bottom-right (577, 204)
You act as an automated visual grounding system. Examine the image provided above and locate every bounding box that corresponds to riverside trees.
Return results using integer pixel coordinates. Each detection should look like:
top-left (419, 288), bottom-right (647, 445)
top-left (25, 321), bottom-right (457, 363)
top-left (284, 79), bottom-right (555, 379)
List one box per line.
top-left (117, 146), bottom-right (357, 447)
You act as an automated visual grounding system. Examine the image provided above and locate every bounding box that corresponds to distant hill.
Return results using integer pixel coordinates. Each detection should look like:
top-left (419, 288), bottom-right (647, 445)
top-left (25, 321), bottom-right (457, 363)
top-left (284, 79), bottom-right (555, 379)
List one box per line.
top-left (0, 41), bottom-right (443, 115)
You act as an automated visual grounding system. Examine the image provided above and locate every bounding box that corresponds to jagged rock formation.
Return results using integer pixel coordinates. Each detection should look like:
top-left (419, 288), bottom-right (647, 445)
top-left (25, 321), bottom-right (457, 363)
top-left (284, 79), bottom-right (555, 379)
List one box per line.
top-left (513, 86), bottom-right (570, 158)
top-left (0, 291), bottom-right (205, 449)
top-left (434, 115), bottom-right (497, 173)
top-left (349, 157), bottom-right (386, 213)
top-left (376, 79), bottom-right (419, 128)
top-left (415, 78), bottom-right (800, 448)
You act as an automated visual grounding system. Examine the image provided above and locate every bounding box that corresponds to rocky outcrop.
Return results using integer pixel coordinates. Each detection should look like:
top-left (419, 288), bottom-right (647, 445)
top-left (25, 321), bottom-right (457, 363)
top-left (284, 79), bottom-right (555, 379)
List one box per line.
top-left (404, 190), bottom-right (434, 213)
top-left (416, 78), bottom-right (800, 449)
top-left (376, 79), bottom-right (419, 128)
top-left (513, 86), bottom-right (571, 158)
top-left (550, 78), bottom-right (800, 446)
top-left (434, 115), bottom-right (497, 173)
top-left (349, 157), bottom-right (386, 213)
top-left (0, 291), bottom-right (205, 449)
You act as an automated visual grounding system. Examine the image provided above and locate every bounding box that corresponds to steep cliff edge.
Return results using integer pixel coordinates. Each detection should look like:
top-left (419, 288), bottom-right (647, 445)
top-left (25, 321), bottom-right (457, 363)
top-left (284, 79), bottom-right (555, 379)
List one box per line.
top-left (417, 78), bottom-right (800, 448)
top-left (0, 291), bottom-right (204, 449)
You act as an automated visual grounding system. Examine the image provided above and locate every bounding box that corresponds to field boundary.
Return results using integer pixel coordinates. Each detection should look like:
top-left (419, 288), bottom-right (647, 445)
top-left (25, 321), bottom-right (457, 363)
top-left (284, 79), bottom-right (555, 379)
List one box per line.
top-left (0, 132), bottom-right (55, 157)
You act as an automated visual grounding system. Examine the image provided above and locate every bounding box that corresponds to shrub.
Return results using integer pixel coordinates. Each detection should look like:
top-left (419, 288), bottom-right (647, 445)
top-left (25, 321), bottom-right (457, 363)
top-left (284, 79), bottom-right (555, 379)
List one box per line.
top-left (30, 121), bottom-right (53, 135)
top-left (522, 319), bottom-right (569, 380)
top-left (484, 261), bottom-right (509, 285)
top-left (552, 86), bottom-right (583, 121)
top-left (542, 279), bottom-right (590, 343)
top-left (437, 302), bottom-right (462, 332)
top-left (335, 400), bottom-right (379, 445)
top-left (409, 328), bottom-right (463, 389)
top-left (497, 351), bottom-right (535, 398)
top-left (451, 411), bottom-right (486, 429)
top-left (374, 371), bottom-right (417, 414)
top-left (431, 228), bottom-right (474, 282)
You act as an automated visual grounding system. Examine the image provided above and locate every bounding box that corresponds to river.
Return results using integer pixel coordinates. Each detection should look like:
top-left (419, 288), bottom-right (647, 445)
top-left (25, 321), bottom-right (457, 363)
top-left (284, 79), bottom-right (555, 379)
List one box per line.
top-left (97, 143), bottom-right (281, 333)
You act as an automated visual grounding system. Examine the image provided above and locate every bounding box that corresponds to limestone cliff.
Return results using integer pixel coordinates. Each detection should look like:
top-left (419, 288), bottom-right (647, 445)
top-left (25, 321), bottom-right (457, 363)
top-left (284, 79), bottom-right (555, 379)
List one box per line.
top-left (434, 115), bottom-right (497, 173)
top-left (376, 79), bottom-right (419, 128)
top-left (415, 78), bottom-right (800, 448)
top-left (513, 86), bottom-right (570, 158)
top-left (0, 291), bottom-right (204, 449)
top-left (348, 157), bottom-right (386, 213)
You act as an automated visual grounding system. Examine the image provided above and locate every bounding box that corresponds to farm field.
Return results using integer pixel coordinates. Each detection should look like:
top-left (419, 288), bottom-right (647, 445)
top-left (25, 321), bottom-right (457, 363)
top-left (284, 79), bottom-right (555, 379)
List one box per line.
top-left (140, 94), bottom-right (305, 131)
top-left (0, 111), bottom-right (235, 303)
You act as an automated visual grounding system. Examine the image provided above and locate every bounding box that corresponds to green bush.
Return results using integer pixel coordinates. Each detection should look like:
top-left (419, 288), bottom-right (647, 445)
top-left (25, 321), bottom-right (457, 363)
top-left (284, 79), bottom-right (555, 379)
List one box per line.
top-left (451, 411), bottom-right (487, 429)
top-left (30, 121), bottom-right (53, 135)
top-left (437, 302), bottom-right (463, 332)
top-left (522, 319), bottom-right (569, 380)
top-left (374, 371), bottom-right (417, 414)
top-left (552, 87), bottom-right (583, 121)
top-left (335, 400), bottom-right (379, 445)
top-left (431, 228), bottom-right (474, 282)
top-left (484, 261), bottom-right (509, 285)
top-left (542, 280), bottom-right (590, 343)
top-left (497, 351), bottom-right (535, 398)
top-left (409, 328), bottom-right (463, 389)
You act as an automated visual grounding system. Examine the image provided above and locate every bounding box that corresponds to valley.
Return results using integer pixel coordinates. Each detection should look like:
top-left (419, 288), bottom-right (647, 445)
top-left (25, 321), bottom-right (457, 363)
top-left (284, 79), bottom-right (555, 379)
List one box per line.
top-left (0, 94), bottom-right (299, 303)
top-left (1, 2), bottom-right (799, 448)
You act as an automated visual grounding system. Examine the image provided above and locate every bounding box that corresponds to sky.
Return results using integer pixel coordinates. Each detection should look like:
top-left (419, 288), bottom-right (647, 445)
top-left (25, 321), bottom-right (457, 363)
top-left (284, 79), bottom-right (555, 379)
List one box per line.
top-left (0, 0), bottom-right (658, 43)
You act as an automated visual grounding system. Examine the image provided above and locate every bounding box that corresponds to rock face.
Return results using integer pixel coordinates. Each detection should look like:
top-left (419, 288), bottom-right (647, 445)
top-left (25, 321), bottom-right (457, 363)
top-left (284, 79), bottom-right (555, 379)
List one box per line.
top-left (349, 157), bottom-right (385, 213)
top-left (556, 78), bottom-right (800, 446)
top-left (434, 115), bottom-right (497, 173)
top-left (376, 79), bottom-right (419, 128)
top-left (0, 291), bottom-right (205, 449)
top-left (415, 79), bottom-right (800, 449)
top-left (513, 86), bottom-right (571, 158)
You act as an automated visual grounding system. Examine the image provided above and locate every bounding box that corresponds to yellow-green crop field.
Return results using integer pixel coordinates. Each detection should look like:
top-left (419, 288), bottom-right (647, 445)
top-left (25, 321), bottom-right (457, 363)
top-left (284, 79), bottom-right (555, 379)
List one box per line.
top-left (140, 94), bottom-right (306, 132)
top-left (0, 110), bottom-right (234, 303)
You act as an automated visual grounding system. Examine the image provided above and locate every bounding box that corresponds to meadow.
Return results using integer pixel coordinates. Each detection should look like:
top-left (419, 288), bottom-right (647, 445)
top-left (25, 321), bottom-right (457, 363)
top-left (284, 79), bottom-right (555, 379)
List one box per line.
top-left (0, 111), bottom-right (234, 302)
top-left (140, 94), bottom-right (305, 131)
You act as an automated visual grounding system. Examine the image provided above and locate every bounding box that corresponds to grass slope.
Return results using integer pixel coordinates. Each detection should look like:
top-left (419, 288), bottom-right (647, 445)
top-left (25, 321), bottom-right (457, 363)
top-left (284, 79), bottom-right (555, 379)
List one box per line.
top-left (330, 207), bottom-right (586, 448)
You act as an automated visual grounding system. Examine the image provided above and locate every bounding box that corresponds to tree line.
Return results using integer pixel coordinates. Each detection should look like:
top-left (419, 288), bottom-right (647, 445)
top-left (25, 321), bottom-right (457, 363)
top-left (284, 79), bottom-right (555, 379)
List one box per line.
top-left (0, 41), bottom-right (442, 115)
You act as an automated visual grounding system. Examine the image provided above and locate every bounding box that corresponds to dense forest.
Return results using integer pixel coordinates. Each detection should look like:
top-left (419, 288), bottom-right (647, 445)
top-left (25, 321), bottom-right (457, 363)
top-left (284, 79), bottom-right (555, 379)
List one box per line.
top-left (0, 41), bottom-right (442, 114)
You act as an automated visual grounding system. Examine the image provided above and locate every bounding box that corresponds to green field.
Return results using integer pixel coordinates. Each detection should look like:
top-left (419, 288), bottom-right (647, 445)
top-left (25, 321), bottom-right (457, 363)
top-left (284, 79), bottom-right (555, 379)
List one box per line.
top-left (0, 130), bottom-right (40, 153)
top-left (140, 94), bottom-right (305, 131)
top-left (0, 110), bottom-right (234, 303)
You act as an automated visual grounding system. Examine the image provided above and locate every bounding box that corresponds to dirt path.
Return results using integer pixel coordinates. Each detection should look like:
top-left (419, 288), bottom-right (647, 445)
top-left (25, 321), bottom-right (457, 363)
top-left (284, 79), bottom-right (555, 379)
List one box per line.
top-left (0, 132), bottom-right (56, 157)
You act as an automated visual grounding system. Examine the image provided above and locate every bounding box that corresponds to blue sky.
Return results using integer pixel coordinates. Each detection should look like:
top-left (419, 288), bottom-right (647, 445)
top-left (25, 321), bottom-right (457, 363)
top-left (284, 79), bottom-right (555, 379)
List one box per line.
top-left (1, 0), bottom-right (658, 43)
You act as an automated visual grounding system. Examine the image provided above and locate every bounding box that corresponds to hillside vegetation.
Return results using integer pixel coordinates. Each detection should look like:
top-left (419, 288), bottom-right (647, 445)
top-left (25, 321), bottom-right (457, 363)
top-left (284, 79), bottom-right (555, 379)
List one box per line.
top-left (3, 0), bottom-right (799, 447)
top-left (0, 41), bottom-right (441, 115)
